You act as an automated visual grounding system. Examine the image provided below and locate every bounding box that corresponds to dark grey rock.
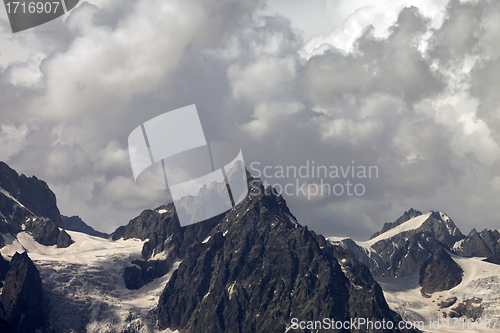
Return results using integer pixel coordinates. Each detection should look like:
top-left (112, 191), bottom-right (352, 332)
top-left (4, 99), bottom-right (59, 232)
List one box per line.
top-left (113, 202), bottom-right (222, 290)
top-left (0, 162), bottom-right (62, 228)
top-left (484, 252), bottom-right (500, 265)
top-left (449, 298), bottom-right (483, 319)
top-left (17, 174), bottom-right (63, 228)
top-left (438, 296), bottom-right (457, 308)
top-left (157, 181), bottom-right (416, 333)
top-left (62, 215), bottom-right (109, 238)
top-left (24, 218), bottom-right (60, 246)
top-left (0, 252), bottom-right (52, 333)
top-left (456, 228), bottom-right (500, 257)
top-left (419, 245), bottom-right (463, 294)
top-left (335, 210), bottom-right (465, 278)
top-left (0, 254), bottom-right (9, 283)
top-left (0, 162), bottom-right (72, 248)
top-left (56, 229), bottom-right (73, 248)
top-left (123, 260), bottom-right (169, 290)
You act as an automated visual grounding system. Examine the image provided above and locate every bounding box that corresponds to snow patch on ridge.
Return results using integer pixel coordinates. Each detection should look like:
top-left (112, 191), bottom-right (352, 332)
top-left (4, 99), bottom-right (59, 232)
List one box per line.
top-left (356, 212), bottom-right (432, 249)
top-left (453, 239), bottom-right (465, 251)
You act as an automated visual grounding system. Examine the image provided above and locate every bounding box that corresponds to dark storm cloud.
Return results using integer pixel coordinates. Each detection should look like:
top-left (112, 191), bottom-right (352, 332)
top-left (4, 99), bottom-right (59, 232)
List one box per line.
top-left (0, 0), bottom-right (499, 238)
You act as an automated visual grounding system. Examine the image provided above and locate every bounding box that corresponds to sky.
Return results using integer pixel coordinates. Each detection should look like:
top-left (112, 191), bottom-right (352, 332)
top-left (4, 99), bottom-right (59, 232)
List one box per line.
top-left (1, 0), bottom-right (499, 240)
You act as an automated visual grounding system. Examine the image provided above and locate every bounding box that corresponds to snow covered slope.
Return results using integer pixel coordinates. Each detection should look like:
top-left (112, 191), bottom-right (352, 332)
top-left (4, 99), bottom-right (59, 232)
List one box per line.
top-left (328, 212), bottom-right (433, 251)
top-left (360, 212), bottom-right (433, 249)
top-left (377, 254), bottom-right (500, 333)
top-left (1, 231), bottom-right (180, 333)
top-left (328, 210), bottom-right (464, 277)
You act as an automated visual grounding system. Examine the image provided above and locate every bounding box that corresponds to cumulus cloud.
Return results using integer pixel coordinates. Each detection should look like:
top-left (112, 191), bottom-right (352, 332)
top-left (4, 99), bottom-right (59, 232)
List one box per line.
top-left (1, 0), bottom-right (500, 237)
top-left (0, 123), bottom-right (29, 162)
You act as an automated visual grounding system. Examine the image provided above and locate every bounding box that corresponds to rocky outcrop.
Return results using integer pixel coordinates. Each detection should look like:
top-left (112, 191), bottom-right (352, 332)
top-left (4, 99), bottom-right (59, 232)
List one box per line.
top-left (419, 245), bottom-right (463, 294)
top-left (56, 229), bottom-right (73, 248)
top-left (448, 298), bottom-right (483, 319)
top-left (16, 174), bottom-right (63, 228)
top-left (484, 252), bottom-right (500, 265)
top-left (455, 228), bottom-right (500, 257)
top-left (0, 252), bottom-right (52, 333)
top-left (157, 182), bottom-right (416, 333)
top-left (62, 215), bottom-right (109, 238)
top-left (0, 162), bottom-right (72, 248)
top-left (114, 203), bottom-right (222, 290)
top-left (25, 218), bottom-right (60, 247)
top-left (0, 162), bottom-right (62, 228)
top-left (333, 210), bottom-right (465, 278)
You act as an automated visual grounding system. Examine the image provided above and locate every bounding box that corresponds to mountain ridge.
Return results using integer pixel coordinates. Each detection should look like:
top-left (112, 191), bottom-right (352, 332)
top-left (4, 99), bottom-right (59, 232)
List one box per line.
top-left (330, 209), bottom-right (465, 278)
top-left (156, 181), bottom-right (416, 332)
top-left (62, 215), bottom-right (109, 239)
top-left (0, 161), bottom-right (71, 248)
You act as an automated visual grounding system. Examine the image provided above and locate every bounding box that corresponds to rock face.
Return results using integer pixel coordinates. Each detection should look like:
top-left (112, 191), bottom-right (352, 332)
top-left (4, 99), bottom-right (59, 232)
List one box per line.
top-left (419, 245), bottom-right (463, 294)
top-left (123, 260), bottom-right (170, 290)
top-left (454, 228), bottom-right (500, 257)
top-left (484, 252), bottom-right (500, 265)
top-left (0, 252), bottom-right (52, 333)
top-left (56, 229), bottom-right (73, 248)
top-left (448, 298), bottom-right (483, 319)
top-left (0, 162), bottom-right (71, 248)
top-left (113, 203), bottom-right (222, 290)
top-left (0, 162), bottom-right (62, 228)
top-left (157, 182), bottom-right (415, 333)
top-left (333, 210), bottom-right (464, 278)
top-left (62, 215), bottom-right (109, 238)
top-left (0, 254), bottom-right (9, 283)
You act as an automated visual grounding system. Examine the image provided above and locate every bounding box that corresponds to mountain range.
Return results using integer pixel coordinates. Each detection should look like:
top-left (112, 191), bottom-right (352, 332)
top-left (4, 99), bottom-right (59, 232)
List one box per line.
top-left (0, 161), bottom-right (499, 332)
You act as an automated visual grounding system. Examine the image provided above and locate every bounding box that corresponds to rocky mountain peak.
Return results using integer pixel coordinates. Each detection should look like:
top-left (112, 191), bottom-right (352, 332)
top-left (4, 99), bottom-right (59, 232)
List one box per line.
top-left (0, 161), bottom-right (71, 248)
top-left (454, 227), bottom-right (500, 257)
top-left (155, 179), bottom-right (415, 332)
top-left (0, 162), bottom-right (62, 228)
top-left (333, 209), bottom-right (465, 278)
top-left (370, 207), bottom-right (422, 239)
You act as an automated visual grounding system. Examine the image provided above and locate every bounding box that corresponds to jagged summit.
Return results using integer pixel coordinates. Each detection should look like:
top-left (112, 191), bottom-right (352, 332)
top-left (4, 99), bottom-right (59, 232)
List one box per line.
top-left (370, 208), bottom-right (422, 239)
top-left (330, 209), bottom-right (465, 277)
top-left (105, 177), bottom-right (417, 332)
top-left (156, 178), bottom-right (415, 332)
top-left (0, 162), bottom-right (62, 228)
top-left (454, 228), bottom-right (500, 257)
top-left (0, 161), bottom-right (71, 248)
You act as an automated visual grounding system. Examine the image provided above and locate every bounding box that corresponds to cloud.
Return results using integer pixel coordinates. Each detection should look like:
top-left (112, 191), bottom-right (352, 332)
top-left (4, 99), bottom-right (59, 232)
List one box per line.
top-left (0, 123), bottom-right (29, 162)
top-left (1, 0), bottom-right (500, 239)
